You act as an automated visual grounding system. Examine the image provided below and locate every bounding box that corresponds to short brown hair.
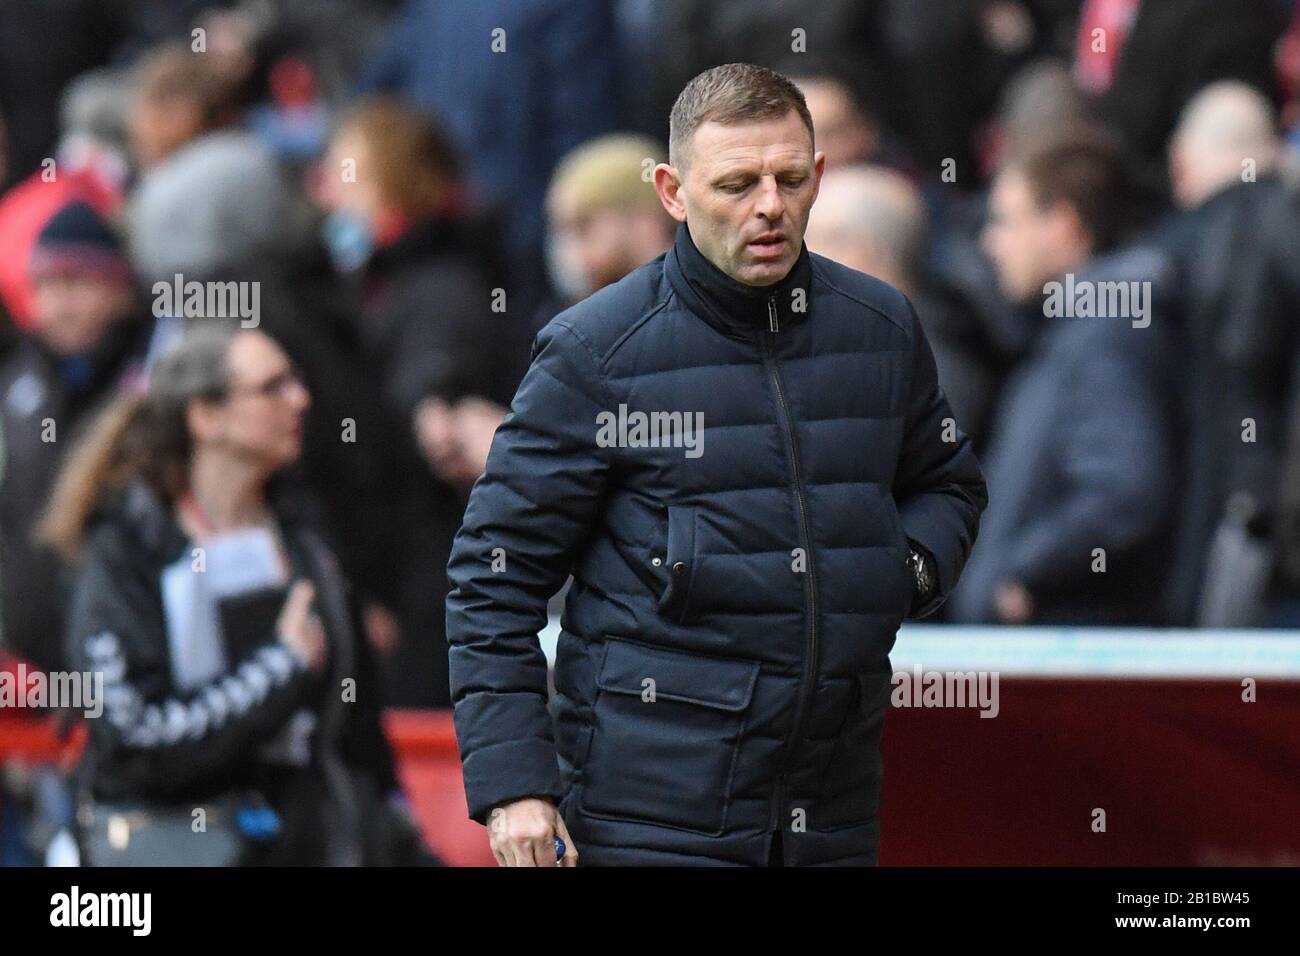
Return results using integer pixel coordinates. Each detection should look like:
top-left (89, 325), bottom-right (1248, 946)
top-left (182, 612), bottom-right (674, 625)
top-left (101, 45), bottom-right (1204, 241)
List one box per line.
top-left (669, 63), bottom-right (815, 168)
top-left (134, 42), bottom-right (236, 127)
top-left (334, 98), bottom-right (463, 215)
top-left (1012, 128), bottom-right (1136, 254)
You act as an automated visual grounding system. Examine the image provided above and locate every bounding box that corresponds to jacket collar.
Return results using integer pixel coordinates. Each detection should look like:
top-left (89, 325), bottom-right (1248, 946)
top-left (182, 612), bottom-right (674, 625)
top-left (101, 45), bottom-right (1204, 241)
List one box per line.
top-left (664, 222), bottom-right (813, 339)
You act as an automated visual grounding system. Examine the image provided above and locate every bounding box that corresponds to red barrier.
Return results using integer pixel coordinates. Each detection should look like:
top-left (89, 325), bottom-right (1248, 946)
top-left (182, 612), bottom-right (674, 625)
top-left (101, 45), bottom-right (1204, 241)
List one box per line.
top-left (5, 682), bottom-right (1298, 865)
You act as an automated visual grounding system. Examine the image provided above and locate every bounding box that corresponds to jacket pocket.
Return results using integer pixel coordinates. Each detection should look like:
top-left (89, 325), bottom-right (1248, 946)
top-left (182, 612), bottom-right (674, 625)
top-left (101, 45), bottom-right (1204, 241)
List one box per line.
top-left (578, 637), bottom-right (759, 835)
top-left (655, 505), bottom-right (698, 622)
top-left (812, 661), bottom-right (893, 831)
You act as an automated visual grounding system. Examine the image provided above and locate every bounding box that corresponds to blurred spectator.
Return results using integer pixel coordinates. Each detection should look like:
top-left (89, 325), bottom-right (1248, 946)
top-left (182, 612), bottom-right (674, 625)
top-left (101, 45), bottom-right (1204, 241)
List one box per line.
top-left (544, 134), bottom-right (676, 308)
top-left (922, 58), bottom-right (1093, 382)
top-left (128, 127), bottom-right (303, 283)
top-left (0, 200), bottom-right (153, 670)
top-left (43, 324), bottom-right (429, 865)
top-left (0, 0), bottom-right (126, 191)
top-left (1074, 0), bottom-right (1286, 182)
top-left (358, 0), bottom-right (621, 315)
top-left (1161, 81), bottom-right (1300, 625)
top-left (0, 69), bottom-right (131, 332)
top-left (127, 43), bottom-right (243, 171)
top-left (806, 165), bottom-right (998, 443)
top-left (126, 116), bottom-right (401, 692)
top-left (984, 58), bottom-right (1087, 176)
top-left (787, 63), bottom-right (895, 171)
top-left (315, 99), bottom-right (514, 705)
top-left (951, 131), bottom-right (1179, 624)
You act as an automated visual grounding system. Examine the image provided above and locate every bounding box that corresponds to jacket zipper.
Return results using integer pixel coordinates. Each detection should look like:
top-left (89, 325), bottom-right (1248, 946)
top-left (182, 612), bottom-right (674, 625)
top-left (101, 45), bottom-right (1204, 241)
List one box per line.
top-left (760, 294), bottom-right (817, 835)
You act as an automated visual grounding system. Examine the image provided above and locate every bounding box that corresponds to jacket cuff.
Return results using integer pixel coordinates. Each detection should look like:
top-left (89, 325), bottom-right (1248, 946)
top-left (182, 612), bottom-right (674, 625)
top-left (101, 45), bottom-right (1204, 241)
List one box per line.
top-left (461, 739), bottom-right (564, 826)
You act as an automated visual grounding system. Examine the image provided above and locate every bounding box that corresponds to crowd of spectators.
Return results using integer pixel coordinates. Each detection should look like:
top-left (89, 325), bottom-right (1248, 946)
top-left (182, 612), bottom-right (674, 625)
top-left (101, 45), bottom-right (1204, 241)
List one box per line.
top-left (1, 0), bottom-right (1299, 756)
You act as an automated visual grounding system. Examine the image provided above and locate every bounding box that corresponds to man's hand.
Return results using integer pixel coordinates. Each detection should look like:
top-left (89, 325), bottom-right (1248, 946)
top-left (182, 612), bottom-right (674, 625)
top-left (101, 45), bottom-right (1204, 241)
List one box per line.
top-left (994, 579), bottom-right (1034, 624)
top-left (487, 797), bottom-right (578, 867)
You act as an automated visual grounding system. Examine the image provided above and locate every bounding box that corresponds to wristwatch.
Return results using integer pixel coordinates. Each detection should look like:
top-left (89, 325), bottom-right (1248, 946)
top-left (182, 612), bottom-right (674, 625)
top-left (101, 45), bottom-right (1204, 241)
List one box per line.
top-left (907, 546), bottom-right (935, 606)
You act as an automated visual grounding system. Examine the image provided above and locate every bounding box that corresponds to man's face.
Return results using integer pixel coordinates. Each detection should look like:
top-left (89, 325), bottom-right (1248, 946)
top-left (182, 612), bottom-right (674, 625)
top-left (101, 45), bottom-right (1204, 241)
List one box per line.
top-left (128, 94), bottom-right (204, 170)
top-left (982, 169), bottom-right (1060, 303)
top-left (547, 186), bottom-right (672, 296)
top-left (656, 110), bottom-right (824, 286)
top-left (31, 271), bottom-right (133, 357)
top-left (547, 189), bottom-right (631, 295)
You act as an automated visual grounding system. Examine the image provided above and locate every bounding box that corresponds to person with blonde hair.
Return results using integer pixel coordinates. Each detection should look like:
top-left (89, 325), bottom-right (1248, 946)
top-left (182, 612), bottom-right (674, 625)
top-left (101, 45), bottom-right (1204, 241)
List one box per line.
top-left (545, 134), bottom-right (676, 304)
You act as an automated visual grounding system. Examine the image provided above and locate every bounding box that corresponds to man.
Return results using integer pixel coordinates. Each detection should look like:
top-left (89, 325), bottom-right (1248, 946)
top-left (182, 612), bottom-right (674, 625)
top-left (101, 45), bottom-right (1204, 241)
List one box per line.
top-left (805, 165), bottom-right (999, 442)
top-left (950, 131), bottom-right (1177, 626)
top-left (545, 134), bottom-right (677, 307)
top-left (0, 199), bottom-right (151, 669)
top-left (447, 63), bottom-right (986, 866)
top-left (789, 70), bottom-right (882, 171)
top-left (1074, 0), bottom-right (1285, 178)
top-left (1162, 82), bottom-right (1300, 625)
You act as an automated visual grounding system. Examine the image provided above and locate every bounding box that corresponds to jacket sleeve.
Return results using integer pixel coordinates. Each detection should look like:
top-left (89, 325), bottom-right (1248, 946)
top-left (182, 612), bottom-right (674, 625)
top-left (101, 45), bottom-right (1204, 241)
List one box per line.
top-left (66, 527), bottom-right (317, 799)
top-left (446, 319), bottom-right (614, 824)
top-left (893, 301), bottom-right (989, 616)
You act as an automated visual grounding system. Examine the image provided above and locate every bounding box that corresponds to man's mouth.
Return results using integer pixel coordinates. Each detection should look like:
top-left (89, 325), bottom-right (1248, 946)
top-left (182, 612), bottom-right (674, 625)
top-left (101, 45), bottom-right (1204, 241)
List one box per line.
top-left (747, 233), bottom-right (787, 258)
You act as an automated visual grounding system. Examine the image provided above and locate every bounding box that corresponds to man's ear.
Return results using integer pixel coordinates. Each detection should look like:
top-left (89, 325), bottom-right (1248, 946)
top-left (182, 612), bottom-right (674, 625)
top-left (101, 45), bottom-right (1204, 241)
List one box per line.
top-left (653, 163), bottom-right (688, 223)
top-left (809, 150), bottom-right (827, 207)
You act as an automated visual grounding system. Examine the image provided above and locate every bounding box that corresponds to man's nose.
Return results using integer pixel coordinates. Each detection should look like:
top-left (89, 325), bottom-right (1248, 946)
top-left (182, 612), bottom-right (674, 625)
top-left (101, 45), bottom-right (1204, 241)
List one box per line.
top-left (755, 175), bottom-right (785, 220)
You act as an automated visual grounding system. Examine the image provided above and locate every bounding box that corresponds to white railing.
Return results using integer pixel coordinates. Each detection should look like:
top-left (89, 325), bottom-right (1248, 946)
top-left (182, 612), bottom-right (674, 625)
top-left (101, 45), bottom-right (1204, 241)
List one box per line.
top-left (537, 620), bottom-right (1300, 678)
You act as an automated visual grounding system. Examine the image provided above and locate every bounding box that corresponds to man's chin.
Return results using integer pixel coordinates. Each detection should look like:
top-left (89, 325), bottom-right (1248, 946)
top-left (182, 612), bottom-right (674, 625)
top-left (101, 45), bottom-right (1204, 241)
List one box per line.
top-left (735, 256), bottom-right (794, 287)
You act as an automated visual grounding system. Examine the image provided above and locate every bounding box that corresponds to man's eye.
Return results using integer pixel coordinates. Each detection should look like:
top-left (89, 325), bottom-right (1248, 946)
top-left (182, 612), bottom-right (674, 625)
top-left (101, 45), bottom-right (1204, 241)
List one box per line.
top-left (720, 183), bottom-right (747, 193)
top-left (781, 178), bottom-right (806, 189)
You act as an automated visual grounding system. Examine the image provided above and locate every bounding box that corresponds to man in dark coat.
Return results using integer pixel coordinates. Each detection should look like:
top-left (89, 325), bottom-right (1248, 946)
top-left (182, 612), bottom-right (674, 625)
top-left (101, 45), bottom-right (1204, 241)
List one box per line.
top-left (951, 131), bottom-right (1178, 626)
top-left (446, 64), bottom-right (987, 867)
top-left (1162, 82), bottom-right (1300, 626)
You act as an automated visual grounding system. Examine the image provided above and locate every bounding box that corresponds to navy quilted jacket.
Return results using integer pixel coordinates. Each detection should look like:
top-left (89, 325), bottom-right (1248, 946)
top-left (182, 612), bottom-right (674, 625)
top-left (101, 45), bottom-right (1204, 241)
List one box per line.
top-left (447, 224), bottom-right (987, 865)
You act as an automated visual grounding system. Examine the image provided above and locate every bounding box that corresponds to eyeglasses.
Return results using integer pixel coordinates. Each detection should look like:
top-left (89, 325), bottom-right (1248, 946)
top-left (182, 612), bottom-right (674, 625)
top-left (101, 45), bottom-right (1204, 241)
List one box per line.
top-left (220, 364), bottom-right (306, 401)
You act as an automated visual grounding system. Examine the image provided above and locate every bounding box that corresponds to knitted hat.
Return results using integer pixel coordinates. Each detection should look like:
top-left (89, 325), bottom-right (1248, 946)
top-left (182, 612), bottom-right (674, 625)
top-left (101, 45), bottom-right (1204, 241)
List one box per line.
top-left (28, 200), bottom-right (131, 282)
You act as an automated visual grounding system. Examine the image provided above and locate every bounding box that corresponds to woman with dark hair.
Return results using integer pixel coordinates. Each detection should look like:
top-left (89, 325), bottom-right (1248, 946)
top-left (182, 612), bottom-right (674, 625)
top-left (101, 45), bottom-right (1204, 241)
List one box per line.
top-left (42, 323), bottom-right (430, 866)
